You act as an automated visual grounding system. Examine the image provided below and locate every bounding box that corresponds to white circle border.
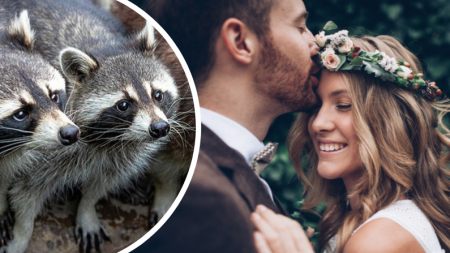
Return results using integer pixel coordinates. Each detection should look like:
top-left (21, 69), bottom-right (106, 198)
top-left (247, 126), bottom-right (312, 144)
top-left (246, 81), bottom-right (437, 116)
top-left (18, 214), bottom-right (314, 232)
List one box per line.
top-left (115, 0), bottom-right (201, 252)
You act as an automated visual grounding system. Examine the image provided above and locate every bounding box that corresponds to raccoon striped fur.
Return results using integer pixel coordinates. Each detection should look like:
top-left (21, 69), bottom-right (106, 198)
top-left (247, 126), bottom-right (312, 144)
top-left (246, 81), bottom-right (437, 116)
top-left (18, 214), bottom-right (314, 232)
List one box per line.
top-left (0, 10), bottom-right (79, 248)
top-left (1, 0), bottom-right (179, 252)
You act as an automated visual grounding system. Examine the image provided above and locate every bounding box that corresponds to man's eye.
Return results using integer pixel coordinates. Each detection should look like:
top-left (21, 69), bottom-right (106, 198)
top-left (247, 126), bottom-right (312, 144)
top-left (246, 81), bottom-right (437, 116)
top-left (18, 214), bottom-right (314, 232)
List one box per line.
top-left (298, 27), bottom-right (306, 33)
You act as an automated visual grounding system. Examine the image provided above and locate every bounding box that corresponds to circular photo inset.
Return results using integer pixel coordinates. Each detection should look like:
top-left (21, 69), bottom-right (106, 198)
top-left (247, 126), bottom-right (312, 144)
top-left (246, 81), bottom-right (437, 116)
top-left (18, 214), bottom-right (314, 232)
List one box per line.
top-left (0, 0), bottom-right (199, 252)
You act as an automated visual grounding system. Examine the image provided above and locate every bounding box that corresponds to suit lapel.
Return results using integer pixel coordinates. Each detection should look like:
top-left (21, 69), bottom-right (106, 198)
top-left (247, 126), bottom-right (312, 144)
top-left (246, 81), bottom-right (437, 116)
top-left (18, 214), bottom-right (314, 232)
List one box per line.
top-left (201, 124), bottom-right (283, 214)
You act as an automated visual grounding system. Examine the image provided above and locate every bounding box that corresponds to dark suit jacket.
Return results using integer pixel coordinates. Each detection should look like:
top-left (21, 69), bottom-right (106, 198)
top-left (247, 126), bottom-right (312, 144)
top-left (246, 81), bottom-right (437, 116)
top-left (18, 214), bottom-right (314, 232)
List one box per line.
top-left (134, 124), bottom-right (287, 253)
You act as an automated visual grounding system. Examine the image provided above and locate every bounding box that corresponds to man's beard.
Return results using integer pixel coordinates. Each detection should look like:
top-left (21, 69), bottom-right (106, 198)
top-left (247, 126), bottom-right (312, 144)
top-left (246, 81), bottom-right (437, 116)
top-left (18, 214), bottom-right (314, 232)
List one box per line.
top-left (254, 36), bottom-right (318, 112)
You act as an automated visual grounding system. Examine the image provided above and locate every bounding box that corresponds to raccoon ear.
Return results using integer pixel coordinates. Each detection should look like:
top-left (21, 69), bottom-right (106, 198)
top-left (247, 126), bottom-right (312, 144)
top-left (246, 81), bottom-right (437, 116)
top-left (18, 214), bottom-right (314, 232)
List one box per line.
top-left (59, 47), bottom-right (99, 83)
top-left (133, 21), bottom-right (157, 53)
top-left (7, 10), bottom-right (35, 51)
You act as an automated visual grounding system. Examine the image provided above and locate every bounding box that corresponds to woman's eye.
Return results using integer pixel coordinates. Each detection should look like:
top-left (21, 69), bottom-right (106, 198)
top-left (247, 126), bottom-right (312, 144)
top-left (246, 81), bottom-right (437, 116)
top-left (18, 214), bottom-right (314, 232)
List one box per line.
top-left (298, 27), bottom-right (306, 33)
top-left (50, 93), bottom-right (60, 103)
top-left (116, 100), bottom-right (130, 112)
top-left (337, 104), bottom-right (352, 109)
top-left (154, 91), bottom-right (164, 102)
top-left (13, 110), bottom-right (28, 122)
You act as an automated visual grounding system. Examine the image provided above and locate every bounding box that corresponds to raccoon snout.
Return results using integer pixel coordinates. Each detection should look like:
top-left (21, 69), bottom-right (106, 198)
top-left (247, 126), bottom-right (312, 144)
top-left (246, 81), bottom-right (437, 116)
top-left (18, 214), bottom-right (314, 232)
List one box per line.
top-left (59, 125), bottom-right (80, 145)
top-left (149, 121), bottom-right (170, 139)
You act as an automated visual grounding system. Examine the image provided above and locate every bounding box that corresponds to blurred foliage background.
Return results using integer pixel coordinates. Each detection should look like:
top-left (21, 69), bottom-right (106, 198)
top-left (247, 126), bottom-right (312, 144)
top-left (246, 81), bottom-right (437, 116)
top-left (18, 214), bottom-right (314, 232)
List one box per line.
top-left (132, 0), bottom-right (450, 249)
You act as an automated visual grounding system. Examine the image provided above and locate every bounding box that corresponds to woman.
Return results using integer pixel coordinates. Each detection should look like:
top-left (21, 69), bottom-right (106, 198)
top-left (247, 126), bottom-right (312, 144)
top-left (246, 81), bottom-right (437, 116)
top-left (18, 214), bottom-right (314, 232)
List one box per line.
top-left (251, 34), bottom-right (450, 253)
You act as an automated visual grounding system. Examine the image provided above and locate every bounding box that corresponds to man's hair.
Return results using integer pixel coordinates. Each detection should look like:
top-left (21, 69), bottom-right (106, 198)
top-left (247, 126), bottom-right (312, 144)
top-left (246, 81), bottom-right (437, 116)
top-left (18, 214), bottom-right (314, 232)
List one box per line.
top-left (146, 0), bottom-right (274, 86)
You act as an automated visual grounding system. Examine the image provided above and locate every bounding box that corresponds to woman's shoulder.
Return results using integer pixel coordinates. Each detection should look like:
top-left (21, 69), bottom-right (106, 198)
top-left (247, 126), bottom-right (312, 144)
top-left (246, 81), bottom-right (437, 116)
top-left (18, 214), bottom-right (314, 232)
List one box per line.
top-left (344, 216), bottom-right (423, 253)
top-left (345, 200), bottom-right (442, 253)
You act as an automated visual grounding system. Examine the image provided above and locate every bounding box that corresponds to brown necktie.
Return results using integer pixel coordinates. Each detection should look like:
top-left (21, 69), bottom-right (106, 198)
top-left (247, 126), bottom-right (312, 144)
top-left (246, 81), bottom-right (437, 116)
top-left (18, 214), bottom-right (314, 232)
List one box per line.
top-left (250, 142), bottom-right (278, 176)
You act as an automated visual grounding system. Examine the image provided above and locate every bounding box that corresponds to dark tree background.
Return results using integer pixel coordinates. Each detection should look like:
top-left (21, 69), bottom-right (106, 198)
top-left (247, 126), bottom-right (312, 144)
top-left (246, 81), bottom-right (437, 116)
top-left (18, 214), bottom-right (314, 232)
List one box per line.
top-left (131, 0), bottom-right (450, 247)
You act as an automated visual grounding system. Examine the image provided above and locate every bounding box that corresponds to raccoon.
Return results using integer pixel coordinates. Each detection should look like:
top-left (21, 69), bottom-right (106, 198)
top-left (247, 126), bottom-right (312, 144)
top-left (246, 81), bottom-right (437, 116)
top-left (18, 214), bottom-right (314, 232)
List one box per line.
top-left (109, 0), bottom-right (196, 225)
top-left (2, 0), bottom-right (179, 252)
top-left (0, 10), bottom-right (79, 247)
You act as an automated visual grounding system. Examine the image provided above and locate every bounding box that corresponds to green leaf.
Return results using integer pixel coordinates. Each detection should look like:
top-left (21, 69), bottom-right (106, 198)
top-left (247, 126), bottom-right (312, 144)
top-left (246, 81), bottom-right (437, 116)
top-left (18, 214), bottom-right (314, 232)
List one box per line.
top-left (397, 67), bottom-right (404, 72)
top-left (417, 79), bottom-right (426, 86)
top-left (352, 65), bottom-right (363, 71)
top-left (335, 55), bottom-right (347, 71)
top-left (396, 77), bottom-right (408, 87)
top-left (291, 211), bottom-right (301, 219)
top-left (323, 21), bottom-right (338, 31)
top-left (363, 61), bottom-right (396, 82)
top-left (339, 62), bottom-right (353, 71)
top-left (350, 57), bottom-right (364, 66)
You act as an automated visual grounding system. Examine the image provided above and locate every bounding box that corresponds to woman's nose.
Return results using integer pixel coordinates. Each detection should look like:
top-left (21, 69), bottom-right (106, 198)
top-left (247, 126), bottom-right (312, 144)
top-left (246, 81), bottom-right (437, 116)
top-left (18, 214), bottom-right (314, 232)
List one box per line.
top-left (312, 108), bottom-right (335, 133)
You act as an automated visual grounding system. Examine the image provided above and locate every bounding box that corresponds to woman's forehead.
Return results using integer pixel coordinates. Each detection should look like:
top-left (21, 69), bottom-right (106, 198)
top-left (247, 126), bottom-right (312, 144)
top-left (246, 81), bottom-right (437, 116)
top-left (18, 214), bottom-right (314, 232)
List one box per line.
top-left (318, 70), bottom-right (347, 98)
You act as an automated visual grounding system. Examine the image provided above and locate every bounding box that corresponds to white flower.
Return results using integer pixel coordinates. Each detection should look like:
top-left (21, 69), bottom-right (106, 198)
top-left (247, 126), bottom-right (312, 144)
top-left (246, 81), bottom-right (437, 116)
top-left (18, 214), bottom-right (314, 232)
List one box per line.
top-left (315, 31), bottom-right (327, 47)
top-left (338, 38), bottom-right (353, 53)
top-left (385, 63), bottom-right (392, 71)
top-left (376, 51), bottom-right (400, 74)
top-left (333, 30), bottom-right (348, 37)
top-left (390, 62), bottom-right (399, 73)
top-left (397, 65), bottom-right (413, 79)
top-left (379, 58), bottom-right (387, 67)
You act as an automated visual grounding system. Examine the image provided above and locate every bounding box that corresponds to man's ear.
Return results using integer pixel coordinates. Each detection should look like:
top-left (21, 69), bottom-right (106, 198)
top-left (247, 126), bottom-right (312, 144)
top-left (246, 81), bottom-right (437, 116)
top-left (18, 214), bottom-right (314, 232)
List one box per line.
top-left (220, 18), bottom-right (257, 65)
top-left (59, 47), bottom-right (99, 84)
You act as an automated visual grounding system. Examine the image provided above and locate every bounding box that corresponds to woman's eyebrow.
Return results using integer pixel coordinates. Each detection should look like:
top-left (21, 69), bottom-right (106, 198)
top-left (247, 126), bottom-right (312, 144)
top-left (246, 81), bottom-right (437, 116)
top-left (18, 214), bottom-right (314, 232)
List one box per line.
top-left (329, 89), bottom-right (348, 98)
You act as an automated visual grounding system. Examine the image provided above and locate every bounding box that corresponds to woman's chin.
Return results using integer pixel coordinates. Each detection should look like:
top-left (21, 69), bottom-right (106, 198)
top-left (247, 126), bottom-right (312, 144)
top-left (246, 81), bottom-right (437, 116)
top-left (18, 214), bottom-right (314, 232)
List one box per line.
top-left (317, 163), bottom-right (343, 180)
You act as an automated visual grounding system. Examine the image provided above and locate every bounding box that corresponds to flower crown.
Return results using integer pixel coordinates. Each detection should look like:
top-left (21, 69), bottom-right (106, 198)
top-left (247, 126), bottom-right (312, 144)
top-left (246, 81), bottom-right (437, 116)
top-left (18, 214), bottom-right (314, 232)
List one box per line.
top-left (314, 21), bottom-right (445, 101)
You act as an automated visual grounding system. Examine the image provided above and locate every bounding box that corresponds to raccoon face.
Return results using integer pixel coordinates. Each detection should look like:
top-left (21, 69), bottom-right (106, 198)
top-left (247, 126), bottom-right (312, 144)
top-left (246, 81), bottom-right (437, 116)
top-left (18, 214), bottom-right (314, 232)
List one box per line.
top-left (0, 10), bottom-right (79, 157)
top-left (60, 23), bottom-right (179, 144)
top-left (0, 53), bottom-right (80, 156)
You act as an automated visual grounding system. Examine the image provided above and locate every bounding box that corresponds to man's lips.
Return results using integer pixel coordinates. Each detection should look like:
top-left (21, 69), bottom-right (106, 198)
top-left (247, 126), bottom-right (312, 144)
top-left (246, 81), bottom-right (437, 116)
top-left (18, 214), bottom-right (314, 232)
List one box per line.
top-left (311, 55), bottom-right (321, 74)
top-left (309, 56), bottom-right (321, 88)
top-left (310, 75), bottom-right (319, 87)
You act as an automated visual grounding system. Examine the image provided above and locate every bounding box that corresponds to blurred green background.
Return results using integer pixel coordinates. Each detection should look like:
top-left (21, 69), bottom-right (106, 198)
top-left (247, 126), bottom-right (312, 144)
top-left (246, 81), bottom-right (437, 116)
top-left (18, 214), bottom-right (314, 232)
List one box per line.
top-left (132, 0), bottom-right (450, 249)
top-left (262, 0), bottom-right (450, 246)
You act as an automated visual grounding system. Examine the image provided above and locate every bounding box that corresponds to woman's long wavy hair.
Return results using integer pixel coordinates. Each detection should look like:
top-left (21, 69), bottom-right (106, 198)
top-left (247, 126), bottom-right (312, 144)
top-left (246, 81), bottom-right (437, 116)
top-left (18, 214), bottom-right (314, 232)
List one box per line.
top-left (288, 35), bottom-right (450, 253)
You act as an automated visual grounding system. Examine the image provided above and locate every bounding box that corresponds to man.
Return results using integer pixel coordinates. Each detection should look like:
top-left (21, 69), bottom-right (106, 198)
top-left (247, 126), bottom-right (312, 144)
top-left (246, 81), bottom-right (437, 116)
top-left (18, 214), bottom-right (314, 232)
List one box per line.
top-left (132, 0), bottom-right (320, 252)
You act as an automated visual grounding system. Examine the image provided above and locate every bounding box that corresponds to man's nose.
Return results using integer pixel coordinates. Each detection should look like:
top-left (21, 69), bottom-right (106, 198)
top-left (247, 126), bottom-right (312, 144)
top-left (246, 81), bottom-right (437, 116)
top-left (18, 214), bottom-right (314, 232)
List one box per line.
top-left (305, 27), bottom-right (319, 57)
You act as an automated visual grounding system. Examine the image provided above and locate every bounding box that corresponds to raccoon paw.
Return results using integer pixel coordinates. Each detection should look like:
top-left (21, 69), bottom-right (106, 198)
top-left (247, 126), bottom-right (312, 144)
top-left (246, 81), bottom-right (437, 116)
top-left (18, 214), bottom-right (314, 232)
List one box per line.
top-left (0, 210), bottom-right (14, 247)
top-left (75, 225), bottom-right (110, 253)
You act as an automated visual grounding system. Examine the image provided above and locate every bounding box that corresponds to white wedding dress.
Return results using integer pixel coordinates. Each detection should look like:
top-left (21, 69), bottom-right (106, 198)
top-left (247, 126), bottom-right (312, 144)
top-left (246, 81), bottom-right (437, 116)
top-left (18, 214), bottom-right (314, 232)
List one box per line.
top-left (325, 200), bottom-right (444, 253)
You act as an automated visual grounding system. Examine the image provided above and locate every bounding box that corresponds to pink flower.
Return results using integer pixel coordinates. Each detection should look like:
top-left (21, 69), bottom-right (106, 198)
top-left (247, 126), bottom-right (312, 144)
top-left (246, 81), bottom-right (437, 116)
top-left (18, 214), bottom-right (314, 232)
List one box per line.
top-left (321, 47), bottom-right (340, 70)
top-left (315, 31), bottom-right (327, 47)
top-left (338, 38), bottom-right (353, 53)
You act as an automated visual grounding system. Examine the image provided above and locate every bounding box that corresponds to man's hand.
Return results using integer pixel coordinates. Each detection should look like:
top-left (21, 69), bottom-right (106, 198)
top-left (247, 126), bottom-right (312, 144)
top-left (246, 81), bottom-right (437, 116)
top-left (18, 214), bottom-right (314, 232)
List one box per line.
top-left (251, 205), bottom-right (314, 253)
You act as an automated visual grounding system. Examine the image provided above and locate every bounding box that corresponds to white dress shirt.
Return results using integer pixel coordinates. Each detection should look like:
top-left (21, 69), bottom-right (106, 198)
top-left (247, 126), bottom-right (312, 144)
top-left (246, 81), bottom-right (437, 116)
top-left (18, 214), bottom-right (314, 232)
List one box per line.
top-left (200, 108), bottom-right (274, 201)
